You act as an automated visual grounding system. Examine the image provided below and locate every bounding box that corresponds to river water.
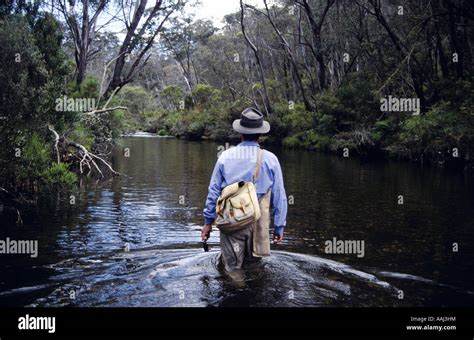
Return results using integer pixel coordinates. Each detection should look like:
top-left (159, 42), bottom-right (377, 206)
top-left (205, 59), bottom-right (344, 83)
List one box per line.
top-left (0, 136), bottom-right (473, 307)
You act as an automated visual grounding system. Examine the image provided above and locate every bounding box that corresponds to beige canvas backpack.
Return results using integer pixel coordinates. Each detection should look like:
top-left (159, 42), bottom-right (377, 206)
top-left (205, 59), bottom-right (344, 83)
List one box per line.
top-left (215, 149), bottom-right (263, 233)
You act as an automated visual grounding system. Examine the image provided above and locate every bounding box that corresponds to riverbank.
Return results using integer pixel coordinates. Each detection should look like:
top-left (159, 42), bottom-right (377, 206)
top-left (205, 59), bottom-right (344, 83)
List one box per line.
top-left (135, 126), bottom-right (471, 172)
top-left (121, 79), bottom-right (473, 172)
top-left (134, 105), bottom-right (472, 173)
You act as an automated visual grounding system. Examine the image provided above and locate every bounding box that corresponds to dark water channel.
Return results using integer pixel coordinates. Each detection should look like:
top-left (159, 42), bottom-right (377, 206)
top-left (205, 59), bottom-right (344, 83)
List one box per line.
top-left (1, 135), bottom-right (473, 307)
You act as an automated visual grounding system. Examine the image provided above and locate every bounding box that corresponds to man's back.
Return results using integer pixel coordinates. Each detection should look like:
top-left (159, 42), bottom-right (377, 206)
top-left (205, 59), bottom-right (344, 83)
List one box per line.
top-left (203, 140), bottom-right (287, 236)
top-left (201, 108), bottom-right (288, 272)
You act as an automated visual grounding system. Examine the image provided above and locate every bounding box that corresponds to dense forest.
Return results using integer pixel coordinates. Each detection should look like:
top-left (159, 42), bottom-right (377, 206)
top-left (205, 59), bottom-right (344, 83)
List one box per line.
top-left (0, 0), bottom-right (473, 215)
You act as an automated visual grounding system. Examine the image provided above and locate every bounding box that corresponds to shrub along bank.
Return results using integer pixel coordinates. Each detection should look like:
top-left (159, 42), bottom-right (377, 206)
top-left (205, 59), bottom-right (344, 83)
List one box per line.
top-left (117, 80), bottom-right (473, 171)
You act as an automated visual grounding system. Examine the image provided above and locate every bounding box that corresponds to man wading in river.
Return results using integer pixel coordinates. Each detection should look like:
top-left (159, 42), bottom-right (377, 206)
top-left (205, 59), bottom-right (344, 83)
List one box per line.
top-left (201, 108), bottom-right (288, 273)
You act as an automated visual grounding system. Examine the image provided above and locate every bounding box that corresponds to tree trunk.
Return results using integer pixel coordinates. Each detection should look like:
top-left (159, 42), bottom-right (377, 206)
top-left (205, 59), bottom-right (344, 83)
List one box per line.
top-left (239, 0), bottom-right (273, 115)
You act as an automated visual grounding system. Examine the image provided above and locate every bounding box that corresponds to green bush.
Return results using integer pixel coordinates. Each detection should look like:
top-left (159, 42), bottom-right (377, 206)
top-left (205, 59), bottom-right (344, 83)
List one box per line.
top-left (162, 85), bottom-right (184, 109)
top-left (266, 111), bottom-right (288, 145)
top-left (399, 95), bottom-right (474, 163)
top-left (116, 85), bottom-right (155, 122)
top-left (207, 110), bottom-right (235, 141)
top-left (67, 76), bottom-right (100, 100)
top-left (16, 133), bottom-right (51, 183)
top-left (281, 103), bottom-right (314, 134)
top-left (318, 93), bottom-right (345, 115)
top-left (283, 130), bottom-right (332, 150)
top-left (0, 15), bottom-right (67, 176)
top-left (191, 84), bottom-right (221, 110)
top-left (40, 162), bottom-right (77, 189)
top-left (172, 109), bottom-right (214, 139)
top-left (332, 129), bottom-right (375, 155)
top-left (144, 110), bottom-right (181, 134)
top-left (282, 135), bottom-right (299, 148)
top-left (110, 109), bottom-right (127, 137)
top-left (370, 119), bottom-right (392, 144)
top-left (157, 129), bottom-right (168, 136)
top-left (15, 133), bottom-right (77, 189)
top-left (316, 78), bottom-right (379, 133)
top-left (68, 123), bottom-right (95, 150)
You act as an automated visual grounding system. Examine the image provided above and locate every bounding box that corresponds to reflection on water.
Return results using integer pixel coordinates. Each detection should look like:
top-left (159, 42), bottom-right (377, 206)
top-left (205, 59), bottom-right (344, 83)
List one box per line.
top-left (1, 248), bottom-right (472, 307)
top-left (0, 137), bottom-right (473, 307)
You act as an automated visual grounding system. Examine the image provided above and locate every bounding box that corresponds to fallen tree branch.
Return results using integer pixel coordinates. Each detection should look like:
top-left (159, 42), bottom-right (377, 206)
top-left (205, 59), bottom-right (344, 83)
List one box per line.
top-left (48, 125), bottom-right (61, 164)
top-left (48, 126), bottom-right (120, 178)
top-left (83, 106), bottom-right (129, 115)
top-left (66, 139), bottom-right (118, 177)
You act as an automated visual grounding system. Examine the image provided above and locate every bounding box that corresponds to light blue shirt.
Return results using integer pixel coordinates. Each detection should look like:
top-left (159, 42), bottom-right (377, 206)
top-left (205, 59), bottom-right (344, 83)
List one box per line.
top-left (203, 141), bottom-right (287, 235)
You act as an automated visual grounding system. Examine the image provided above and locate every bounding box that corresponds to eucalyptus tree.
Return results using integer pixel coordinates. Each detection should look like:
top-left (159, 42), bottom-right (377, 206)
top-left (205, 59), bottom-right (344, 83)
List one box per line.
top-left (55, 0), bottom-right (109, 85)
top-left (160, 17), bottom-right (216, 92)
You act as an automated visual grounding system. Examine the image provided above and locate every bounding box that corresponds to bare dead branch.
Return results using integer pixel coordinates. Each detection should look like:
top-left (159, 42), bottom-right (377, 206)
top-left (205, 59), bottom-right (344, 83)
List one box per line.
top-left (48, 125), bottom-right (60, 164)
top-left (48, 126), bottom-right (120, 178)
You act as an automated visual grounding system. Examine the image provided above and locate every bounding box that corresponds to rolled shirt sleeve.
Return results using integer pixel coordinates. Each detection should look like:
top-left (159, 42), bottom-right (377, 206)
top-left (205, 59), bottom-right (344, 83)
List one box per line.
top-left (203, 159), bottom-right (223, 225)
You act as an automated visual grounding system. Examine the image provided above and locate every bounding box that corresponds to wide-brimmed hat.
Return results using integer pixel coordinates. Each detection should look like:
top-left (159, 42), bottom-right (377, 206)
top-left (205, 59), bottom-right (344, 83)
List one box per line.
top-left (232, 107), bottom-right (270, 134)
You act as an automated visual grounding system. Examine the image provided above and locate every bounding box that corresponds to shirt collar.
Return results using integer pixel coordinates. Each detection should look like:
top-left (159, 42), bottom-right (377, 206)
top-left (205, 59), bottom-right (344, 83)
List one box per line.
top-left (238, 141), bottom-right (260, 147)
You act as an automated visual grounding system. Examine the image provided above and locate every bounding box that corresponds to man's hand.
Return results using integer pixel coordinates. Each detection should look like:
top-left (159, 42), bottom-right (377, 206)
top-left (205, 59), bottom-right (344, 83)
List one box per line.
top-left (272, 232), bottom-right (283, 244)
top-left (201, 223), bottom-right (212, 241)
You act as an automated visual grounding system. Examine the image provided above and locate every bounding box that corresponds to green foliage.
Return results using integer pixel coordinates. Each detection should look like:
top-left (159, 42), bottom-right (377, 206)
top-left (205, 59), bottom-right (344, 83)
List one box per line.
top-left (316, 113), bottom-right (337, 136)
top-left (316, 78), bottom-right (379, 134)
top-left (0, 16), bottom-right (60, 150)
top-left (228, 97), bottom-right (254, 116)
top-left (318, 93), bottom-right (346, 119)
top-left (16, 133), bottom-right (51, 183)
top-left (282, 135), bottom-right (299, 148)
top-left (33, 13), bottom-right (68, 80)
top-left (265, 112), bottom-right (288, 145)
top-left (72, 0), bottom-right (471, 170)
top-left (117, 85), bottom-right (154, 119)
top-left (172, 109), bottom-right (214, 139)
top-left (68, 123), bottom-right (95, 150)
top-left (0, 13), bottom-right (74, 191)
top-left (370, 119), bottom-right (392, 144)
top-left (332, 129), bottom-right (376, 155)
top-left (281, 103), bottom-right (314, 134)
top-left (283, 130), bottom-right (332, 150)
top-left (14, 133), bottom-right (77, 190)
top-left (206, 110), bottom-right (234, 141)
top-left (144, 110), bottom-right (180, 135)
top-left (399, 96), bottom-right (474, 163)
top-left (162, 85), bottom-right (184, 109)
top-left (110, 109), bottom-right (127, 138)
top-left (191, 84), bottom-right (221, 110)
top-left (66, 76), bottom-right (100, 104)
top-left (40, 163), bottom-right (77, 189)
top-left (266, 79), bottom-right (286, 101)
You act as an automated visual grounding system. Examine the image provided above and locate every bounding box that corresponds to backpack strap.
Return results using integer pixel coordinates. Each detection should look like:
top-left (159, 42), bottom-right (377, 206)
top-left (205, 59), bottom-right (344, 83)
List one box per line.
top-left (253, 149), bottom-right (263, 183)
